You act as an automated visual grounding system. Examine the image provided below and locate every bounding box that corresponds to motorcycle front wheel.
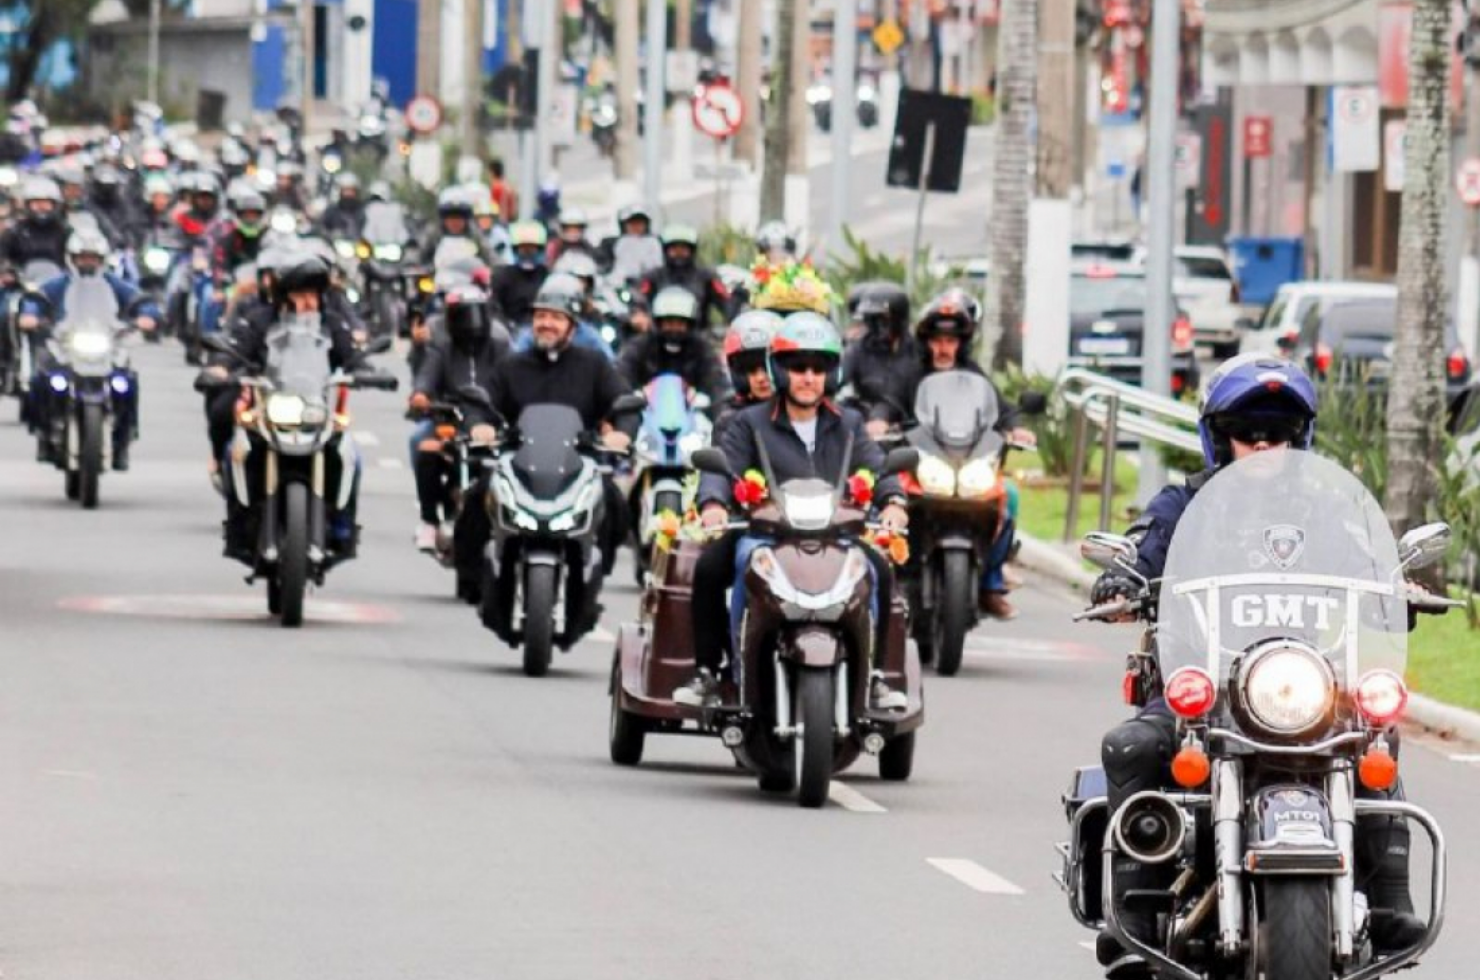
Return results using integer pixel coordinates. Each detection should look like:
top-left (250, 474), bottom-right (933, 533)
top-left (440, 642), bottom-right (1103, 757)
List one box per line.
top-left (795, 669), bottom-right (835, 809)
top-left (78, 402), bottom-right (104, 510)
top-left (1260, 878), bottom-right (1331, 980)
top-left (933, 551), bottom-right (974, 677)
top-left (521, 563), bottom-right (557, 677)
top-left (278, 482), bottom-right (309, 627)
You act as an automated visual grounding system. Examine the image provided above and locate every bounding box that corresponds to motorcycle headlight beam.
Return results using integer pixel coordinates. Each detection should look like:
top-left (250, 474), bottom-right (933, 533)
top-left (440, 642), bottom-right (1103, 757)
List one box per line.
top-left (957, 457), bottom-right (998, 498)
top-left (68, 331), bottom-right (113, 358)
top-left (265, 393), bottom-right (307, 427)
top-left (1238, 642), bottom-right (1336, 736)
top-left (916, 453), bottom-right (956, 496)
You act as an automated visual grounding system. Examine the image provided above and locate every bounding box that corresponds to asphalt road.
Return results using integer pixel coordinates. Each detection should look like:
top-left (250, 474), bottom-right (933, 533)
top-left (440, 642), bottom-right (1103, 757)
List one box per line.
top-left (0, 339), bottom-right (1477, 979)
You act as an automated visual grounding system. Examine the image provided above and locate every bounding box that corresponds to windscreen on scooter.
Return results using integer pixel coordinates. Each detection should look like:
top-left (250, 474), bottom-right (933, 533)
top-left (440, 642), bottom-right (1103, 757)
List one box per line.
top-left (363, 202), bottom-right (408, 246)
top-left (1159, 451), bottom-right (1407, 731)
top-left (59, 277), bottom-right (121, 375)
top-left (263, 314), bottom-right (333, 402)
top-left (22, 259), bottom-right (62, 288)
top-left (511, 404), bottom-right (586, 498)
top-left (912, 370), bottom-right (1002, 455)
top-left (641, 374), bottom-right (695, 462)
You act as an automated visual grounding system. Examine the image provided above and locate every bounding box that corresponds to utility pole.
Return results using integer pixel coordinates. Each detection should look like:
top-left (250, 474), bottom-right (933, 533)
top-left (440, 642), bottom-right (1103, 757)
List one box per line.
top-left (1037, 0), bottom-right (1075, 197)
top-left (417, 0), bottom-right (442, 100)
top-left (1137, 0), bottom-right (1178, 504)
top-left (676, 0), bottom-right (692, 51)
top-left (147, 0), bottom-right (160, 106)
top-left (462, 0), bottom-right (484, 156)
top-left (786, 0), bottom-right (808, 175)
top-left (643, 0), bottom-right (667, 211)
top-left (615, 0), bottom-right (640, 180)
top-left (827, 0), bottom-right (857, 257)
top-left (300, 0), bottom-right (315, 132)
top-left (759, 0), bottom-right (797, 221)
top-left (734, 0), bottom-right (762, 167)
top-left (986, 0), bottom-right (1036, 368)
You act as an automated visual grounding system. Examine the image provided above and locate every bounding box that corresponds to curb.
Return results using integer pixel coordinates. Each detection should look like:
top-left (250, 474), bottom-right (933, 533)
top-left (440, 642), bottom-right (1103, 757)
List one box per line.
top-left (1017, 534), bottom-right (1480, 745)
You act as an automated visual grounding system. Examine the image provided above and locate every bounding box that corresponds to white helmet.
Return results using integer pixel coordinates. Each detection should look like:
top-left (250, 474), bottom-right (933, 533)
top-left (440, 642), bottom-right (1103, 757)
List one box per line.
top-left (66, 229), bottom-right (111, 273)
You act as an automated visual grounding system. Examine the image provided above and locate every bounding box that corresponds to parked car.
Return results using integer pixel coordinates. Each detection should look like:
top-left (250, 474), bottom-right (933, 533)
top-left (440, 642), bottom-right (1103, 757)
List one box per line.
top-left (1171, 245), bottom-right (1244, 358)
top-left (1066, 261), bottom-right (1200, 396)
top-left (1238, 281), bottom-right (1396, 357)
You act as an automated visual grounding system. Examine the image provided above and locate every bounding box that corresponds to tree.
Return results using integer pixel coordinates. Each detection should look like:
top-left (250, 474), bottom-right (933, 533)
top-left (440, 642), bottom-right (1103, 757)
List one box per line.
top-left (4, 0), bottom-right (189, 103)
top-left (759, 0), bottom-right (797, 222)
top-left (986, 0), bottom-right (1037, 369)
top-left (1385, 0), bottom-right (1453, 537)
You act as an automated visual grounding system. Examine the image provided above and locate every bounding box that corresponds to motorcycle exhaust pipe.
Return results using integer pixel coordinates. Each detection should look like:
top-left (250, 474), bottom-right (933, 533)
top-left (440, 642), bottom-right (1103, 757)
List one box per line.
top-left (1112, 791), bottom-right (1187, 865)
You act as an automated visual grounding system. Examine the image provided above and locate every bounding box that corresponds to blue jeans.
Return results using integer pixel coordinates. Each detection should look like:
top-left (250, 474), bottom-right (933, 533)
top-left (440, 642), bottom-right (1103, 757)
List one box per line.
top-left (980, 480), bottom-right (1020, 593)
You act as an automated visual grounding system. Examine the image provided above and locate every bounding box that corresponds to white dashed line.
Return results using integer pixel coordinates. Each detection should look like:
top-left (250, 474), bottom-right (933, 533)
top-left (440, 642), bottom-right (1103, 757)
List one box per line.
top-left (378, 457), bottom-right (404, 469)
top-left (828, 782), bottom-right (887, 813)
top-left (354, 431), bottom-right (381, 447)
top-left (1448, 754), bottom-right (1480, 764)
top-left (926, 858), bottom-right (1025, 895)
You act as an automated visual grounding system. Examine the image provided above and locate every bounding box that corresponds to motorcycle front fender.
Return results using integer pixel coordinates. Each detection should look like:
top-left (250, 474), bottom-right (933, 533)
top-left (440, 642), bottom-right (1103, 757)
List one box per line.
top-left (1244, 784), bottom-right (1343, 874)
top-left (781, 626), bottom-right (845, 668)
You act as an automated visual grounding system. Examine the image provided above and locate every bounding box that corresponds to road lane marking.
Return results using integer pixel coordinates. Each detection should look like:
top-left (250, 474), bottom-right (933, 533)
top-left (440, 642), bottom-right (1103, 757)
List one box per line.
top-left (378, 457), bottom-right (404, 469)
top-left (1449, 754), bottom-right (1480, 764)
top-left (354, 431), bottom-right (381, 447)
top-left (926, 858), bottom-right (1025, 895)
top-left (828, 782), bottom-right (887, 813)
top-left (57, 594), bottom-right (401, 624)
top-left (1078, 941), bottom-right (1097, 953)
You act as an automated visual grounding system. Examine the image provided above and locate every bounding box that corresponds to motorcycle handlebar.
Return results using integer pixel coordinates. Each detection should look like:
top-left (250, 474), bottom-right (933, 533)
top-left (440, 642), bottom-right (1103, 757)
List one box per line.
top-left (1073, 597), bottom-right (1140, 623)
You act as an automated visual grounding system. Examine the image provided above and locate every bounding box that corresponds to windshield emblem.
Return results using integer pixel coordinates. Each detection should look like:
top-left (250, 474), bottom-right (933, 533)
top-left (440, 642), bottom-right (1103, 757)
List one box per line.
top-left (1263, 525), bottom-right (1306, 570)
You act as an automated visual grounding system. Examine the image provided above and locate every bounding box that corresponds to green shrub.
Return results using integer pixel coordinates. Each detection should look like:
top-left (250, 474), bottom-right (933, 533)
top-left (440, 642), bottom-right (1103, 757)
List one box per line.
top-left (699, 222), bottom-right (758, 269)
top-left (993, 364), bottom-right (1079, 478)
top-left (1311, 373), bottom-right (1388, 500)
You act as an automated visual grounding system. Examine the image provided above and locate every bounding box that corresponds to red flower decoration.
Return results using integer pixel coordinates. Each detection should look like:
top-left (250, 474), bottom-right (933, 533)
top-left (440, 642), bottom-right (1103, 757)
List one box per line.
top-left (847, 469), bottom-right (876, 507)
top-left (733, 469), bottom-right (769, 507)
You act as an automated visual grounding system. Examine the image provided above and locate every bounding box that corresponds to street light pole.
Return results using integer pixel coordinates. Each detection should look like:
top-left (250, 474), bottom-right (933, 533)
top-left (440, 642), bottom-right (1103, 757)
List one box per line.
top-left (1138, 0), bottom-right (1179, 504)
top-left (827, 0), bottom-right (857, 258)
top-left (147, 0), bottom-right (161, 106)
top-left (643, 0), bottom-right (667, 212)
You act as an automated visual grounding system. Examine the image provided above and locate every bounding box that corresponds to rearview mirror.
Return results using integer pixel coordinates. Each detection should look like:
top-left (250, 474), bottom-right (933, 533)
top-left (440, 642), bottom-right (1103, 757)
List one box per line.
top-left (1398, 523), bottom-right (1451, 572)
top-left (690, 447), bottom-right (733, 478)
top-left (1018, 391), bottom-right (1049, 416)
top-left (881, 446), bottom-right (920, 477)
top-left (1081, 531), bottom-right (1138, 572)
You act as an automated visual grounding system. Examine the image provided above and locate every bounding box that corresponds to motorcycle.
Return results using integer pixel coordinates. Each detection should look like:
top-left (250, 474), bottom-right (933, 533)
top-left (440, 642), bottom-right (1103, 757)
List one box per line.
top-left (478, 400), bottom-right (641, 676)
top-left (1058, 451), bottom-right (1457, 980)
top-left (204, 322), bottom-right (397, 627)
top-left (414, 386), bottom-right (499, 600)
top-left (178, 240), bottom-right (221, 366)
top-left (903, 373), bottom-right (1044, 675)
top-left (628, 374), bottom-right (711, 583)
top-left (590, 95), bottom-right (618, 158)
top-left (807, 79), bottom-right (880, 133)
top-left (623, 444), bottom-right (924, 808)
top-left (40, 277), bottom-right (137, 508)
top-left (359, 200), bottom-right (414, 340)
top-left (135, 229), bottom-right (181, 342)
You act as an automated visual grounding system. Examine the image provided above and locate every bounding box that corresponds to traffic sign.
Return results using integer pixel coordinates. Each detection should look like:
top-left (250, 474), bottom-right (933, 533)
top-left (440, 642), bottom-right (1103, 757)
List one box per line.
top-left (404, 95), bottom-right (443, 136)
top-left (872, 19), bottom-right (905, 55)
top-left (1243, 116), bottom-right (1272, 158)
top-left (1457, 158), bottom-right (1480, 207)
top-left (691, 82), bottom-right (745, 140)
top-left (1174, 132), bottom-right (1201, 188)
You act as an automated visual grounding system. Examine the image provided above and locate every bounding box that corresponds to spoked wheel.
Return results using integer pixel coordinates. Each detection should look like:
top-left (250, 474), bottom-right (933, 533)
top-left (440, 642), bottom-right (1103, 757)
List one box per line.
top-left (794, 669), bottom-right (835, 809)
top-left (521, 563), bottom-right (557, 677)
top-left (608, 662), bottom-right (647, 766)
top-left (278, 483), bottom-right (309, 627)
top-left (933, 552), bottom-right (974, 676)
top-left (78, 403), bottom-right (103, 509)
top-left (1260, 879), bottom-right (1331, 980)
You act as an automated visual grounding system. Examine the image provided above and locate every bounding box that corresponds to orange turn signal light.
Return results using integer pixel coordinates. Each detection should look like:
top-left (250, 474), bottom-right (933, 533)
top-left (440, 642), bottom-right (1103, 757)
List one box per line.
top-left (1359, 746), bottom-right (1398, 791)
top-left (237, 408), bottom-right (256, 426)
top-left (435, 424), bottom-right (457, 440)
top-left (1171, 745), bottom-right (1211, 788)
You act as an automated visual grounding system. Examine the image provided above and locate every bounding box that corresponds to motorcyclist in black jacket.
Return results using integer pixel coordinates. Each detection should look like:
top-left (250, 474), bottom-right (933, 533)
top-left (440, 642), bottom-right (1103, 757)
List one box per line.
top-left (0, 176), bottom-right (69, 271)
top-left (639, 224), bottom-right (732, 329)
top-left (408, 285), bottom-right (509, 551)
top-left (489, 220), bottom-right (549, 326)
top-left (318, 174), bottom-right (367, 240)
top-left (615, 286), bottom-right (731, 409)
top-left (54, 164), bottom-right (126, 249)
top-left (840, 281), bottom-right (920, 439)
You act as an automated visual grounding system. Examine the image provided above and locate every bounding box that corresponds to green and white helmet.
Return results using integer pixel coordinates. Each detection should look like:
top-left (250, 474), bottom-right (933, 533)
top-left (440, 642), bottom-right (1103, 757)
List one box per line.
top-left (767, 310), bottom-right (842, 394)
top-left (651, 286), bottom-right (699, 324)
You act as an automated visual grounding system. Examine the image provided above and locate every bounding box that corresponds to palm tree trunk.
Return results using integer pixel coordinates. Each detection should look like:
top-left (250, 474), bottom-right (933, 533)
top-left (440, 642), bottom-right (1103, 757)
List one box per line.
top-left (759, 0), bottom-right (797, 223)
top-left (987, 0), bottom-right (1037, 369)
top-left (1384, 0), bottom-right (1453, 536)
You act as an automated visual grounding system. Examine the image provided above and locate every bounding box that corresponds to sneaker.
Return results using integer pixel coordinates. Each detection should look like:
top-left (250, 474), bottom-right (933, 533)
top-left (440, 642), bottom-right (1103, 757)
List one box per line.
top-left (672, 669), bottom-right (719, 708)
top-left (979, 590), bottom-right (1018, 620)
top-left (870, 672), bottom-right (908, 711)
top-left (414, 522), bottom-right (438, 552)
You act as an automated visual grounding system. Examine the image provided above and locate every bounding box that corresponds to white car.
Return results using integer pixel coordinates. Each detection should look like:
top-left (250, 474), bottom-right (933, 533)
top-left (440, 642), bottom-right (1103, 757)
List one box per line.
top-left (1171, 246), bottom-right (1245, 357)
top-left (1238, 281), bottom-right (1397, 357)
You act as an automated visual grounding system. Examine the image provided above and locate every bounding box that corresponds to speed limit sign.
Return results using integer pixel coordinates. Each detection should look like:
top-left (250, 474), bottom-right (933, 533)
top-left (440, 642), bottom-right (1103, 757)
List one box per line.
top-left (404, 95), bottom-right (443, 136)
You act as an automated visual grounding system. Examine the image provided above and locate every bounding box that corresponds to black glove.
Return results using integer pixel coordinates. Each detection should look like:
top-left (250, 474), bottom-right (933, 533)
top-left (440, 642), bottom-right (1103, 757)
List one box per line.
top-left (1090, 568), bottom-right (1140, 606)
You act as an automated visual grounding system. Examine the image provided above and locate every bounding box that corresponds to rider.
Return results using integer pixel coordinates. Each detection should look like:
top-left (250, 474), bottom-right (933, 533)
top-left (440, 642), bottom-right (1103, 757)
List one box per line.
top-left (87, 165), bottom-right (137, 248)
top-left (423, 187), bottom-right (497, 269)
top-left (512, 268), bottom-right (613, 357)
top-left (20, 230), bottom-right (157, 471)
top-left (131, 174), bottom-right (178, 243)
top-left (54, 163), bottom-right (126, 249)
top-left (212, 187), bottom-right (267, 308)
top-left (546, 207), bottom-right (599, 265)
top-left (318, 174), bottom-right (366, 240)
top-left (601, 204), bottom-right (663, 285)
top-left (840, 281), bottom-right (919, 439)
top-left (616, 285), bottom-right (731, 407)
top-left (1087, 354), bottom-right (1425, 978)
top-left (0, 176), bottom-right (69, 271)
top-left (407, 284), bottom-right (508, 551)
top-left (640, 224), bottom-right (732, 329)
top-left (672, 312), bottom-right (910, 711)
top-left (755, 220), bottom-right (797, 265)
top-left (489, 220), bottom-right (550, 326)
top-left (715, 309), bottom-right (781, 435)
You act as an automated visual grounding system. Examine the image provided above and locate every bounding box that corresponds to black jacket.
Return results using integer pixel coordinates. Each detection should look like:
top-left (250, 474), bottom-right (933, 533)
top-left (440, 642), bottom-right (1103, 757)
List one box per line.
top-left (0, 218), bottom-right (69, 271)
top-left (412, 337), bottom-right (508, 427)
top-left (489, 263), bottom-right (547, 325)
top-left (615, 332), bottom-right (733, 409)
top-left (227, 305), bottom-right (362, 373)
top-left (640, 263), bottom-right (733, 327)
top-left (699, 400), bottom-right (904, 509)
top-left (842, 336), bottom-right (924, 424)
top-left (489, 343), bottom-right (634, 434)
top-left (319, 200), bottom-right (366, 239)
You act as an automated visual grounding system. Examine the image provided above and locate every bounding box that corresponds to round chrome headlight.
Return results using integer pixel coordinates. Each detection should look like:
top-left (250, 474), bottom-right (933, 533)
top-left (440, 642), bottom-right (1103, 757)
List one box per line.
top-left (1238, 642), bottom-right (1335, 736)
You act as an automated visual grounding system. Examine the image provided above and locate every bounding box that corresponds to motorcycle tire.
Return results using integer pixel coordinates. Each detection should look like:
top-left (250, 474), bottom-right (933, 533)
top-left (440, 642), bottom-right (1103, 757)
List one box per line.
top-left (877, 731), bottom-right (916, 782)
top-left (608, 663), bottom-right (647, 766)
top-left (374, 288), bottom-right (399, 340)
top-left (933, 551), bottom-right (974, 677)
top-left (521, 563), bottom-right (557, 677)
top-left (278, 482), bottom-right (310, 628)
top-left (78, 403), bottom-right (103, 510)
top-left (455, 568), bottom-right (481, 605)
top-left (1260, 879), bottom-right (1330, 980)
top-left (795, 669), bottom-right (835, 809)
top-left (267, 576), bottom-right (283, 615)
top-left (65, 470), bottom-right (80, 501)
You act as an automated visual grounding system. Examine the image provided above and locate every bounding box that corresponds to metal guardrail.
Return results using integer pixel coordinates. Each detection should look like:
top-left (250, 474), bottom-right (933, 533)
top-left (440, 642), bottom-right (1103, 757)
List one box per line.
top-left (1054, 368), bottom-right (1201, 542)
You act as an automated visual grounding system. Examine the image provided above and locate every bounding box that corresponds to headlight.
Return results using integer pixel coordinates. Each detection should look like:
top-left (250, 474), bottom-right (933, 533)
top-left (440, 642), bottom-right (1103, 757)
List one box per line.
top-left (1239, 643), bottom-right (1335, 735)
top-left (678, 431), bottom-right (706, 457)
top-left (916, 454), bottom-right (956, 496)
top-left (265, 393), bottom-right (306, 427)
top-left (300, 402), bottom-right (329, 427)
top-left (68, 331), bottom-right (112, 358)
top-left (322, 154), bottom-right (342, 174)
top-left (334, 239), bottom-right (357, 259)
top-left (0, 166), bottom-right (16, 187)
top-left (957, 457), bottom-right (999, 498)
top-left (143, 247), bottom-right (171, 274)
top-left (270, 211), bottom-right (298, 233)
top-left (374, 243), bottom-right (403, 262)
top-left (783, 491), bottom-right (835, 530)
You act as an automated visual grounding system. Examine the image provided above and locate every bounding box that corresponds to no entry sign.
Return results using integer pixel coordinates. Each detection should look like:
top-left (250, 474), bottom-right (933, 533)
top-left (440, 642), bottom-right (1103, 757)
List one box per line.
top-left (404, 95), bottom-right (443, 136)
top-left (691, 82), bottom-right (745, 139)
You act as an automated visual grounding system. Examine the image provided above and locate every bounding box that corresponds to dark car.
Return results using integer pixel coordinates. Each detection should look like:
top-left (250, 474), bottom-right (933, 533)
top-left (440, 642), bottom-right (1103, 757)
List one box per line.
top-left (1066, 262), bottom-right (1200, 397)
top-left (1288, 296), bottom-right (1472, 415)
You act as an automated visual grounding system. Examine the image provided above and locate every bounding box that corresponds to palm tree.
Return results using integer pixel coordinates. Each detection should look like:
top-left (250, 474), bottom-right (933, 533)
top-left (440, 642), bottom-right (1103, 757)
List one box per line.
top-left (987, 0), bottom-right (1037, 369)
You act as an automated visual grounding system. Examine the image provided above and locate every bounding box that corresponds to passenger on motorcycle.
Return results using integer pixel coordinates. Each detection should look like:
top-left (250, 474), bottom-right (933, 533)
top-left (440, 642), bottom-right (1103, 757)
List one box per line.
top-left (715, 309), bottom-right (781, 435)
top-left (489, 220), bottom-right (549, 326)
top-left (1088, 354), bottom-right (1424, 978)
top-left (20, 230), bottom-right (156, 471)
top-left (639, 224), bottom-right (732, 328)
top-left (451, 273), bottom-right (636, 591)
top-left (546, 207), bottom-right (599, 265)
top-left (755, 220), bottom-right (798, 265)
top-left (616, 285), bottom-right (730, 408)
top-left (911, 288), bottom-right (1034, 620)
top-left (53, 163), bottom-right (126, 249)
top-left (840, 282), bottom-right (920, 439)
top-left (600, 204), bottom-right (664, 285)
top-left (318, 174), bottom-right (366, 240)
top-left (408, 285), bottom-right (508, 551)
top-left (0, 177), bottom-right (68, 270)
top-left (672, 312), bottom-right (910, 711)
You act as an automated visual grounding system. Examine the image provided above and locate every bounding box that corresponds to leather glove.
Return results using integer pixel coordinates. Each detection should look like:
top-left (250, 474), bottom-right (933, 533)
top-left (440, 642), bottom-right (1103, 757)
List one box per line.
top-left (1090, 568), bottom-right (1140, 606)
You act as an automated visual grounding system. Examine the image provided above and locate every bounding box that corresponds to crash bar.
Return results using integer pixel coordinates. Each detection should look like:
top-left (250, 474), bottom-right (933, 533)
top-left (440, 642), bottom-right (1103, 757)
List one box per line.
top-left (1054, 368), bottom-right (1201, 542)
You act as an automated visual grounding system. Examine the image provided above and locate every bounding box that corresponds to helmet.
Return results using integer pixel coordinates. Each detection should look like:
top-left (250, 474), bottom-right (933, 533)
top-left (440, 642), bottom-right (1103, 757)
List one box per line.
top-left (436, 187), bottom-right (473, 219)
top-left (510, 220), bottom-right (548, 249)
top-left (552, 250), bottom-right (599, 283)
top-left (144, 174), bottom-right (173, 199)
top-left (617, 204), bottom-right (652, 228)
top-left (768, 311), bottom-right (843, 395)
top-left (444, 285), bottom-right (493, 347)
top-left (231, 188), bottom-right (267, 237)
top-left (531, 272), bottom-right (585, 321)
top-left (20, 176), bottom-right (62, 219)
top-left (140, 147), bottom-right (169, 170)
top-left (661, 223), bottom-right (699, 249)
top-left (274, 254), bottom-right (332, 305)
top-left (651, 286), bottom-right (699, 324)
top-left (336, 173), bottom-right (361, 194)
top-left (230, 186), bottom-right (267, 214)
top-left (557, 207), bottom-right (589, 229)
top-left (1198, 354), bottom-right (1318, 468)
top-left (850, 281), bottom-right (910, 340)
top-left (255, 245), bottom-right (291, 289)
top-left (66, 228), bottom-right (111, 272)
top-left (51, 163), bottom-right (85, 189)
top-left (367, 180), bottom-right (391, 202)
top-left (914, 287), bottom-right (982, 343)
top-left (756, 220), bottom-right (795, 256)
top-left (724, 309), bottom-right (782, 395)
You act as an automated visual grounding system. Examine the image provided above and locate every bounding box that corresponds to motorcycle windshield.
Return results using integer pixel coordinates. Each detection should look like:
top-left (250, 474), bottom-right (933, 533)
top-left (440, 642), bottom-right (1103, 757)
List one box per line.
top-left (512, 404), bottom-right (586, 498)
top-left (1160, 451), bottom-right (1407, 715)
top-left (60, 278), bottom-right (120, 372)
top-left (433, 237), bottom-right (479, 269)
top-left (264, 315), bottom-right (333, 400)
top-left (363, 202), bottom-right (408, 244)
top-left (912, 370), bottom-right (1000, 453)
top-left (644, 374), bottom-right (691, 438)
top-left (23, 259), bottom-right (62, 285)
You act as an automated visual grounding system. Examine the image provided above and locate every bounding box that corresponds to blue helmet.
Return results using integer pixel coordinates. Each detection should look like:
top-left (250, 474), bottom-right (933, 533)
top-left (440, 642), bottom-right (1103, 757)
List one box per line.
top-left (1198, 354), bottom-right (1318, 468)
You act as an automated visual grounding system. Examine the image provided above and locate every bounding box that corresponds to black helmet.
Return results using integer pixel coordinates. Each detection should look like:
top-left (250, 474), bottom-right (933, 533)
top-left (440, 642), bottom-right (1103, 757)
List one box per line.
top-left (531, 272), bottom-right (585, 321)
top-left (915, 287), bottom-right (982, 344)
top-left (273, 254), bottom-right (331, 305)
top-left (444, 285), bottom-right (492, 347)
top-left (851, 281), bottom-right (909, 342)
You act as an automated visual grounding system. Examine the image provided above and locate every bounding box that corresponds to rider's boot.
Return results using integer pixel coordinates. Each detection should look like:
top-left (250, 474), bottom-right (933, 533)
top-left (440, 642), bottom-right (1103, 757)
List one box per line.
top-left (1359, 804), bottom-right (1426, 953)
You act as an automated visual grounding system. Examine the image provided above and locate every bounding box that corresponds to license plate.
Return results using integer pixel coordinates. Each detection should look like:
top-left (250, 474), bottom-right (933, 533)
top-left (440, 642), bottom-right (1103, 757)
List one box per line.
top-left (1079, 338), bottom-right (1130, 356)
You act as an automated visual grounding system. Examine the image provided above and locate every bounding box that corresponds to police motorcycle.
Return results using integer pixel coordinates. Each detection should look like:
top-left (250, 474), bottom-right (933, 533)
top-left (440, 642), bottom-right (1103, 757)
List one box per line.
top-left (39, 277), bottom-right (139, 508)
top-left (904, 373), bottom-right (1043, 676)
top-left (412, 385), bottom-right (499, 598)
top-left (203, 320), bottom-right (397, 627)
top-left (3, 259), bottom-right (63, 406)
top-left (358, 199), bottom-right (413, 339)
top-left (1058, 451), bottom-right (1458, 980)
top-left (627, 373), bottom-right (712, 583)
top-left (614, 444), bottom-right (925, 809)
top-left (478, 397), bottom-right (643, 677)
